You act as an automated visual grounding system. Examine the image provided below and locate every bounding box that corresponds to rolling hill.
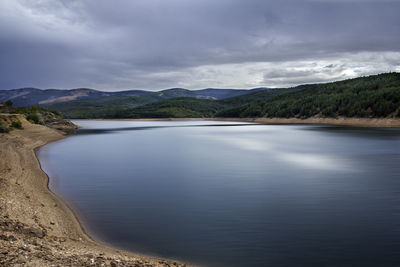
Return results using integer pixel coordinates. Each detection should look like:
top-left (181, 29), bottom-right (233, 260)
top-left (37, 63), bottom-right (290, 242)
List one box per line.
top-left (1, 73), bottom-right (399, 119)
top-left (87, 73), bottom-right (399, 119)
top-left (108, 87), bottom-right (303, 119)
top-left (0, 87), bottom-right (263, 107)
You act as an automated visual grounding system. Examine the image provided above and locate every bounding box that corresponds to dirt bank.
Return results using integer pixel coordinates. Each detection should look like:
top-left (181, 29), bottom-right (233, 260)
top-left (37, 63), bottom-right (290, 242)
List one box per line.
top-left (0, 114), bottom-right (187, 266)
top-left (211, 117), bottom-right (400, 127)
top-left (80, 117), bottom-right (400, 128)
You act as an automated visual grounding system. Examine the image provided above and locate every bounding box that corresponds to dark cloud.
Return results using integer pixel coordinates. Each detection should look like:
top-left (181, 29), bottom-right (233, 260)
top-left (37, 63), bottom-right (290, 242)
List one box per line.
top-left (0, 0), bottom-right (399, 90)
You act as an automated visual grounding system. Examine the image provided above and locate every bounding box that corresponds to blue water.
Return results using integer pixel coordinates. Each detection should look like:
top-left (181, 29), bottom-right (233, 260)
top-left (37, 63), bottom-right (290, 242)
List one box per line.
top-left (37, 120), bottom-right (400, 267)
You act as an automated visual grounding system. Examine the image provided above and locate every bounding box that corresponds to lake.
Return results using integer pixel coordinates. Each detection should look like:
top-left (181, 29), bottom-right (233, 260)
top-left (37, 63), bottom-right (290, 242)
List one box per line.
top-left (37, 120), bottom-right (400, 267)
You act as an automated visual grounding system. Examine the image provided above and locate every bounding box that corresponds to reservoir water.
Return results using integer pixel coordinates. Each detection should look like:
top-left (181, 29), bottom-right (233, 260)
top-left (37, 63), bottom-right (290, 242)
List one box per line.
top-left (37, 120), bottom-right (400, 266)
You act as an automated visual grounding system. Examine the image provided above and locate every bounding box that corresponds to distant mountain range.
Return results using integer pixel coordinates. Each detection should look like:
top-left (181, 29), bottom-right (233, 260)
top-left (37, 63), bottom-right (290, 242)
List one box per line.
top-left (0, 87), bottom-right (267, 107)
top-left (1, 73), bottom-right (399, 119)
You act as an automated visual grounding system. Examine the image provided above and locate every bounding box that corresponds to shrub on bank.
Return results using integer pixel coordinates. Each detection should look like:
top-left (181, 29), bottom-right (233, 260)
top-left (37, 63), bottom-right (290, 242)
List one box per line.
top-left (0, 124), bottom-right (10, 133)
top-left (10, 120), bottom-right (23, 129)
top-left (26, 113), bottom-right (44, 125)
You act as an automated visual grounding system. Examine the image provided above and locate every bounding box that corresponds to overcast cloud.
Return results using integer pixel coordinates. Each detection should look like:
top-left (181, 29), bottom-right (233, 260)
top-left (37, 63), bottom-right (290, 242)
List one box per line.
top-left (0, 0), bottom-right (399, 90)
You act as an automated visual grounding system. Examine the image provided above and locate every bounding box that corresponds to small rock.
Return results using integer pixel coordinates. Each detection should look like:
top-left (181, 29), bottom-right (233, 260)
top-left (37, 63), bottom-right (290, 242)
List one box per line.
top-left (110, 261), bottom-right (118, 267)
top-left (22, 227), bottom-right (46, 238)
top-left (18, 246), bottom-right (31, 252)
top-left (16, 256), bottom-right (26, 264)
top-left (95, 256), bottom-right (105, 264)
top-left (1, 234), bottom-right (17, 241)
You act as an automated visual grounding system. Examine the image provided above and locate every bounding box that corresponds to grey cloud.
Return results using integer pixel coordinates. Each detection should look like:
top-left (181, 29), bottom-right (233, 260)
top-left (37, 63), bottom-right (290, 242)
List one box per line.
top-left (0, 0), bottom-right (399, 90)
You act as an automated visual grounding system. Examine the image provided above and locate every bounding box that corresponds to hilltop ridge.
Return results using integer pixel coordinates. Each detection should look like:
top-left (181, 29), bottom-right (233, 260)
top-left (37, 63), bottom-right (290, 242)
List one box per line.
top-left (1, 73), bottom-right (399, 120)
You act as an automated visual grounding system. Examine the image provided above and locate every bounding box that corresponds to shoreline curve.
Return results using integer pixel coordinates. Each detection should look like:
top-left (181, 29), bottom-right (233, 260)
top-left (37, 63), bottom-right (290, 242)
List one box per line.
top-left (0, 114), bottom-right (188, 266)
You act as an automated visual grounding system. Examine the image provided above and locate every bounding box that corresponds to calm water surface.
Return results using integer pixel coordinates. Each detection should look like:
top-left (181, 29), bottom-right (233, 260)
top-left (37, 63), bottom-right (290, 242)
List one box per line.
top-left (38, 120), bottom-right (400, 267)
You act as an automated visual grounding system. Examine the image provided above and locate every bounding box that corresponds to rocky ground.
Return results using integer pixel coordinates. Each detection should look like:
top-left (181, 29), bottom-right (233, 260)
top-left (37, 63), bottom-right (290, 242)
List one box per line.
top-left (0, 215), bottom-right (185, 267)
top-left (0, 114), bottom-right (189, 267)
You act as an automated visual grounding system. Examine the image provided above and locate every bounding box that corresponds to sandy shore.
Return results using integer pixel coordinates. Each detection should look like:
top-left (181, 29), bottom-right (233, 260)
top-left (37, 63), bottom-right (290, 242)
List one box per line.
top-left (0, 114), bottom-right (187, 266)
top-left (81, 116), bottom-right (400, 128)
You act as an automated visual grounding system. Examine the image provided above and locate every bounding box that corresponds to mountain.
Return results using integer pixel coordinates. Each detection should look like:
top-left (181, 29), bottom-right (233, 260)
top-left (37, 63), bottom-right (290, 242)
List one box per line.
top-left (218, 85), bottom-right (312, 106)
top-left (0, 87), bottom-right (260, 107)
top-left (194, 88), bottom-right (266, 99)
top-left (2, 73), bottom-right (398, 119)
top-left (40, 89), bottom-right (272, 119)
top-left (116, 98), bottom-right (226, 118)
top-left (68, 87), bottom-right (303, 119)
top-left (81, 73), bottom-right (399, 119)
top-left (42, 95), bottom-right (164, 119)
top-left (0, 88), bottom-right (148, 107)
top-left (0, 86), bottom-right (270, 118)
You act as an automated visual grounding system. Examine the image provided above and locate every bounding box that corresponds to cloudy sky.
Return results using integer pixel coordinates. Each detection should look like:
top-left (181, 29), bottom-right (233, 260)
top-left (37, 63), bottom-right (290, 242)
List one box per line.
top-left (1, 0), bottom-right (399, 91)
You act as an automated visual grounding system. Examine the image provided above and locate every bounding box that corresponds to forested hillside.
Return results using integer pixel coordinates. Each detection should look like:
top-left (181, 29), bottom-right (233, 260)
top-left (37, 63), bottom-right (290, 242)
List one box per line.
top-left (216, 73), bottom-right (400, 118)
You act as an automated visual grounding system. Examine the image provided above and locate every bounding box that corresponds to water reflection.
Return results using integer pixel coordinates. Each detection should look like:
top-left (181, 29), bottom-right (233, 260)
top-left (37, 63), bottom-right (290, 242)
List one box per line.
top-left (38, 121), bottom-right (400, 267)
top-left (197, 132), bottom-right (355, 172)
top-left (278, 152), bottom-right (353, 171)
